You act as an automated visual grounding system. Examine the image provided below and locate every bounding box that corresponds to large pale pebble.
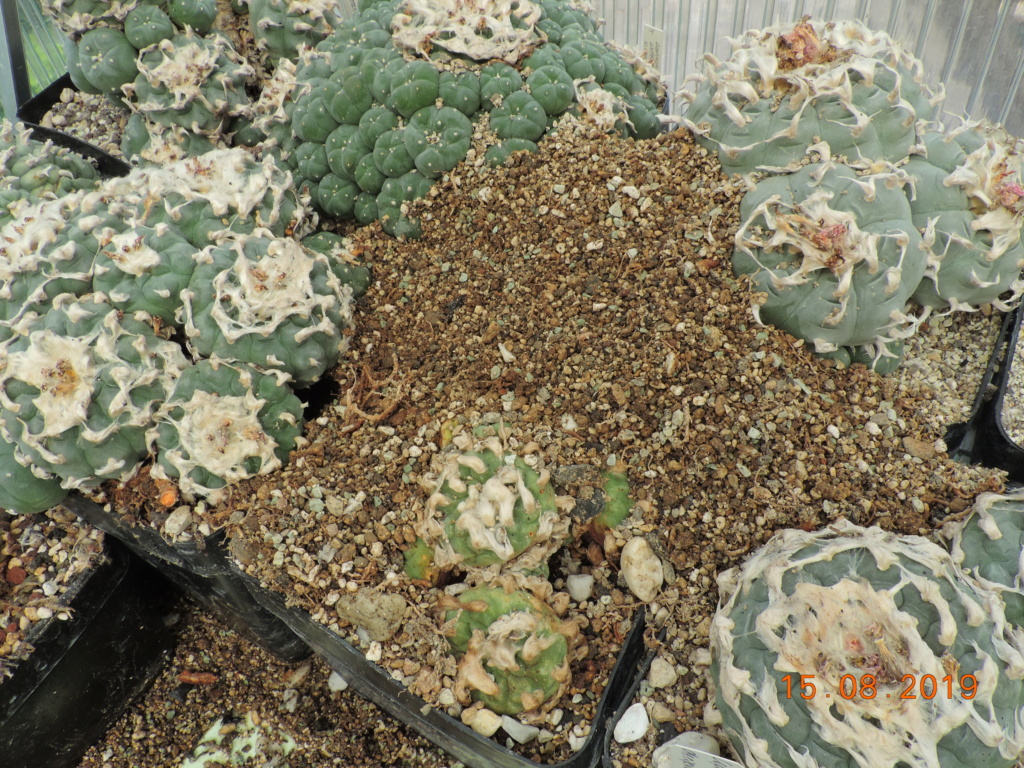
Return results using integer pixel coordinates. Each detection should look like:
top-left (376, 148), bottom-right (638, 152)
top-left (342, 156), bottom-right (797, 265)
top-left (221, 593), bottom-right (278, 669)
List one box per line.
top-left (652, 731), bottom-right (723, 767)
top-left (613, 702), bottom-right (650, 743)
top-left (648, 657), bottom-right (679, 688)
top-left (501, 715), bottom-right (540, 744)
top-left (466, 708), bottom-right (502, 737)
top-left (621, 537), bottom-right (663, 602)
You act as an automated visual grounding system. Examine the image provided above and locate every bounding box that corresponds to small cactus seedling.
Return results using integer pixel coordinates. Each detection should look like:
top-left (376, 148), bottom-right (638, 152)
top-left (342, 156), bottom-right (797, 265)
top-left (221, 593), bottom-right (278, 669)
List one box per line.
top-left (709, 519), bottom-right (1024, 768)
top-left (440, 582), bottom-right (583, 716)
top-left (149, 358), bottom-right (304, 500)
top-left (180, 711), bottom-right (296, 768)
top-left (409, 435), bottom-right (572, 578)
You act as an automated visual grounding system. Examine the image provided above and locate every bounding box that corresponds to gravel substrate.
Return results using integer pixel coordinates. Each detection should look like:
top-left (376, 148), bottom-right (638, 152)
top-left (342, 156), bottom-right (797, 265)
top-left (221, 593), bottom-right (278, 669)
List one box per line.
top-left (36, 99), bottom-right (1013, 765)
top-left (0, 508), bottom-right (105, 676)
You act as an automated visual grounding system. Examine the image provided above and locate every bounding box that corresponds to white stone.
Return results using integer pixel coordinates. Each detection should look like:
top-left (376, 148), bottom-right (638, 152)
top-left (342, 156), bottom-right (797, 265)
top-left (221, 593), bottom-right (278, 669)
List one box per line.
top-left (621, 537), bottom-right (663, 602)
top-left (653, 732), bottom-right (722, 761)
top-left (327, 671), bottom-right (349, 692)
top-left (438, 688), bottom-right (456, 707)
top-left (648, 657), bottom-right (679, 689)
top-left (650, 702), bottom-right (675, 723)
top-left (613, 703), bottom-right (650, 744)
top-left (466, 708), bottom-right (502, 737)
top-left (163, 506), bottom-right (192, 537)
top-left (566, 574), bottom-right (595, 602)
top-left (501, 715), bottom-right (540, 744)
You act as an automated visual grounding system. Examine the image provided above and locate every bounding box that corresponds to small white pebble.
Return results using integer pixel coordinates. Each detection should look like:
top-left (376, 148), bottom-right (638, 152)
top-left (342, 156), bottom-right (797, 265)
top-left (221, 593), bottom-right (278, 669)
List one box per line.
top-left (501, 715), bottom-right (540, 744)
top-left (327, 671), bottom-right (349, 692)
top-left (566, 574), bottom-right (594, 602)
top-left (613, 703), bottom-right (650, 744)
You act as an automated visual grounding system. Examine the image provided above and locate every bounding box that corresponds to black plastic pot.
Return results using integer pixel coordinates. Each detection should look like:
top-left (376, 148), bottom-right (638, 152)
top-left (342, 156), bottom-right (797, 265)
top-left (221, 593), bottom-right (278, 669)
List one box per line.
top-left (0, 535), bottom-right (174, 768)
top-left (237, 564), bottom-right (649, 768)
top-left (945, 305), bottom-right (1024, 482)
top-left (61, 493), bottom-right (310, 663)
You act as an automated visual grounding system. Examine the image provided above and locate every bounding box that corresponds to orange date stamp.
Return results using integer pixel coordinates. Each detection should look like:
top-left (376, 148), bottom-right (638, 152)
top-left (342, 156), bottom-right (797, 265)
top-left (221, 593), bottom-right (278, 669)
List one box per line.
top-left (781, 673), bottom-right (978, 700)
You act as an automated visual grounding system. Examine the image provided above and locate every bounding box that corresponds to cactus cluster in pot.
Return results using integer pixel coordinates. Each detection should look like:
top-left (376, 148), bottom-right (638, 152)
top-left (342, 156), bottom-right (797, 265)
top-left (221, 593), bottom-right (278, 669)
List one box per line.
top-left (708, 519), bottom-right (1024, 768)
top-left (246, 0), bottom-right (665, 237)
top-left (682, 18), bottom-right (1024, 372)
top-left (0, 125), bottom-right (368, 509)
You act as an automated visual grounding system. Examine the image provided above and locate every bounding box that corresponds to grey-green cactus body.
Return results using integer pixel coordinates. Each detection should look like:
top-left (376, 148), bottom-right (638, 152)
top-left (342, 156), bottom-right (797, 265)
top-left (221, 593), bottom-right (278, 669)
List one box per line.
top-left (710, 520), bottom-right (1024, 768)
top-left (0, 435), bottom-right (69, 514)
top-left (732, 161), bottom-right (926, 370)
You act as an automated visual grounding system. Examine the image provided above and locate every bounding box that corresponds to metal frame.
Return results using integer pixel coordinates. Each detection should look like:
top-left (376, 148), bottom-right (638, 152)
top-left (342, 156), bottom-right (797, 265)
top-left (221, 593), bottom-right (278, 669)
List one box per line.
top-left (0, 0), bottom-right (32, 119)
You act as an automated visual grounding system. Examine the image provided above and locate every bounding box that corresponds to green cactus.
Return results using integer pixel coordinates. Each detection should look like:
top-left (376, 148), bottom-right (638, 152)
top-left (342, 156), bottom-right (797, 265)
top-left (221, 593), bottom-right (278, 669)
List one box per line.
top-left (732, 161), bottom-right (926, 372)
top-left (247, 0), bottom-right (665, 236)
top-left (483, 137), bottom-right (538, 167)
top-left (181, 229), bottom-right (359, 387)
top-left (72, 26), bottom-right (140, 99)
top-left (442, 584), bottom-right (582, 716)
top-left (710, 519), bottom-right (1024, 768)
top-left (125, 29), bottom-right (255, 139)
top-left (905, 123), bottom-right (1024, 310)
top-left (180, 712), bottom-right (296, 768)
top-left (0, 436), bottom-right (68, 514)
top-left (681, 19), bottom-right (942, 176)
top-left (0, 297), bottom-right (187, 490)
top-left (91, 222), bottom-right (200, 323)
top-left (123, 4), bottom-right (176, 49)
top-left (39, 0), bottom-right (143, 39)
top-left (246, 0), bottom-right (341, 64)
top-left (408, 436), bottom-right (570, 576)
top-left (150, 359), bottom-right (304, 500)
top-left (944, 491), bottom-right (1024, 631)
top-left (0, 121), bottom-right (100, 228)
top-left (168, 0), bottom-right (217, 35)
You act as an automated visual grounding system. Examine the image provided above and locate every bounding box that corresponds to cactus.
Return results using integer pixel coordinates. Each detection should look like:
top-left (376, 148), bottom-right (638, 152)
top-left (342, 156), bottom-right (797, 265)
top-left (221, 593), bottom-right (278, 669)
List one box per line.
top-left (180, 712), bottom-right (296, 768)
top-left (125, 29), bottom-right (255, 140)
top-left (905, 123), bottom-right (1024, 311)
top-left (0, 436), bottom-right (68, 514)
top-left (408, 435), bottom-right (571, 578)
top-left (944, 491), bottom-right (1024, 632)
top-left (38, 0), bottom-right (144, 39)
top-left (248, 0), bottom-right (664, 236)
top-left (0, 122), bottom-right (100, 228)
top-left (709, 519), bottom-right (1024, 768)
top-left (732, 160), bottom-right (926, 372)
top-left (0, 297), bottom-right (187, 490)
top-left (441, 583), bottom-right (583, 716)
top-left (681, 19), bottom-right (942, 176)
top-left (71, 25), bottom-right (141, 98)
top-left (150, 358), bottom-right (304, 499)
top-left (246, 0), bottom-right (342, 64)
top-left (181, 229), bottom-right (361, 386)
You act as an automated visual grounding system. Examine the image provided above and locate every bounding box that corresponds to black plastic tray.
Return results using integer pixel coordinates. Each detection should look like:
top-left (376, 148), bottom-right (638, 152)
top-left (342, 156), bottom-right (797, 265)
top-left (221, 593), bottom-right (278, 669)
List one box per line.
top-left (945, 304), bottom-right (1024, 482)
top-left (16, 73), bottom-right (131, 177)
top-left (62, 493), bottom-right (310, 662)
top-left (238, 566), bottom-right (649, 768)
top-left (0, 535), bottom-right (174, 768)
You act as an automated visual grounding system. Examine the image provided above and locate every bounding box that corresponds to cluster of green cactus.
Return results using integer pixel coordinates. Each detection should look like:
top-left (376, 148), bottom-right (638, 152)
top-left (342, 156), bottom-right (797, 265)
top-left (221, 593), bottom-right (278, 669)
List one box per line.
top-left (246, 0), bottom-right (664, 236)
top-left (245, 0), bottom-right (342, 64)
top-left (0, 127), bottom-right (369, 508)
top-left (441, 582), bottom-right (583, 717)
top-left (709, 519), bottom-right (1024, 768)
top-left (682, 19), bottom-right (1024, 372)
top-left (180, 712), bottom-right (296, 768)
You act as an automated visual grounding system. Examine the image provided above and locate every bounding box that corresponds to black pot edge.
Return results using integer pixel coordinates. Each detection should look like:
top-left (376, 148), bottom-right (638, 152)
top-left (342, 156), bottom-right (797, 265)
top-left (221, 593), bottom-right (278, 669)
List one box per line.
top-left (238, 565), bottom-right (650, 768)
top-left (0, 534), bottom-right (176, 768)
top-left (945, 304), bottom-right (1024, 482)
top-left (61, 493), bottom-right (311, 663)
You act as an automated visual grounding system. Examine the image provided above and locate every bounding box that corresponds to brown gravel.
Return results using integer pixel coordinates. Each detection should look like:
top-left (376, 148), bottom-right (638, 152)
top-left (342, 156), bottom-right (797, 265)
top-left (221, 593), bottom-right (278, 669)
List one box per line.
top-left (77, 601), bottom-right (455, 768)
top-left (0, 508), bottom-right (105, 677)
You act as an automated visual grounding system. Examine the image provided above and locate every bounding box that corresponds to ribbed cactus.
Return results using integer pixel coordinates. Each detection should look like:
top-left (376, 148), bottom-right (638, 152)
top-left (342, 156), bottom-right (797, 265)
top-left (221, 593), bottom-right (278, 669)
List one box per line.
top-left (441, 583), bottom-right (583, 716)
top-left (248, 0), bottom-right (664, 236)
top-left (709, 520), bottom-right (1024, 768)
top-left (905, 123), bottom-right (1024, 310)
top-left (407, 436), bottom-right (571, 579)
top-left (0, 435), bottom-right (68, 514)
top-left (246, 0), bottom-right (342, 64)
top-left (181, 229), bottom-right (360, 386)
top-left (732, 160), bottom-right (926, 372)
top-left (0, 121), bottom-right (100, 228)
top-left (150, 358), bottom-right (304, 499)
top-left (0, 297), bottom-right (187, 490)
top-left (944, 491), bottom-right (1024, 632)
top-left (681, 18), bottom-right (942, 176)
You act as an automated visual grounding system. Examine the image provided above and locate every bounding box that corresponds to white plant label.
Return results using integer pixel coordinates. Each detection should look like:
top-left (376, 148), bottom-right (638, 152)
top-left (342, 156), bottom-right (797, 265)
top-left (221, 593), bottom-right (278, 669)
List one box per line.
top-left (653, 744), bottom-right (742, 768)
top-left (642, 24), bottom-right (664, 68)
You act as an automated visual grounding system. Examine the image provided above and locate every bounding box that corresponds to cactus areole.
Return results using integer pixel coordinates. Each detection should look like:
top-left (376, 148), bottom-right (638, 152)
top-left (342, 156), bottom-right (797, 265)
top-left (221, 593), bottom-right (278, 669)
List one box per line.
top-left (709, 520), bottom-right (1024, 768)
